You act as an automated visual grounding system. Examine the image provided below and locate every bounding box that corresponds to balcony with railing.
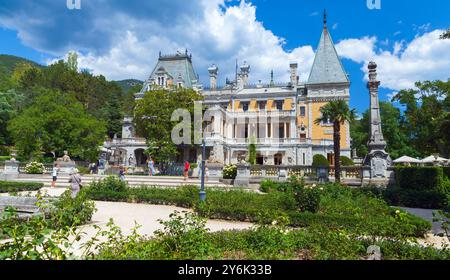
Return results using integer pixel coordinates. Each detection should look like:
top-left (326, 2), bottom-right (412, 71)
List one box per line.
top-left (227, 110), bottom-right (296, 119)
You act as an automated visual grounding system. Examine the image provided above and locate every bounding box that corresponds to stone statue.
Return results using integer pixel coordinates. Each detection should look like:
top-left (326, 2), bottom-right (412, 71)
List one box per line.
top-left (207, 150), bottom-right (223, 164)
top-left (128, 155), bottom-right (136, 167)
top-left (57, 151), bottom-right (72, 162)
top-left (62, 151), bottom-right (71, 162)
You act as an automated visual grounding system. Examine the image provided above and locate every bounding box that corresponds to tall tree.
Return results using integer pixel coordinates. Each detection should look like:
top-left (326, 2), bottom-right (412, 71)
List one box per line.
top-left (67, 51), bottom-right (78, 72)
top-left (134, 88), bottom-right (203, 163)
top-left (392, 80), bottom-right (449, 157)
top-left (8, 89), bottom-right (106, 161)
top-left (315, 100), bottom-right (355, 183)
top-left (351, 102), bottom-right (420, 159)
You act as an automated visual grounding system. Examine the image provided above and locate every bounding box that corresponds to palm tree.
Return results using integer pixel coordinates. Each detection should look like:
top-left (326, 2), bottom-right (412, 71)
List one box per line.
top-left (315, 100), bottom-right (356, 183)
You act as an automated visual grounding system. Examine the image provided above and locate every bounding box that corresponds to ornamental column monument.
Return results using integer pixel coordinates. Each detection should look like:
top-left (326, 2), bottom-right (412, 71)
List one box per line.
top-left (364, 62), bottom-right (392, 181)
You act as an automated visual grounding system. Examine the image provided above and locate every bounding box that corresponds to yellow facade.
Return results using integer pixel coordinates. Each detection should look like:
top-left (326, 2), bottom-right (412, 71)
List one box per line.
top-left (297, 102), bottom-right (309, 128)
top-left (310, 102), bottom-right (349, 149)
top-left (283, 98), bottom-right (293, 111)
top-left (250, 100), bottom-right (258, 112)
top-left (234, 100), bottom-right (241, 112)
top-left (267, 99), bottom-right (274, 111)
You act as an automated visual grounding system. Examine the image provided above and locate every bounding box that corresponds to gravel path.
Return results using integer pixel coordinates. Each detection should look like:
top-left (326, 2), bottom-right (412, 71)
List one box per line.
top-left (67, 201), bottom-right (253, 257)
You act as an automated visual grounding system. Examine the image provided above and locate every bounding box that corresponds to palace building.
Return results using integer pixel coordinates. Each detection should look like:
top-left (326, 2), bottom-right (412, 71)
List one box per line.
top-left (104, 14), bottom-right (352, 167)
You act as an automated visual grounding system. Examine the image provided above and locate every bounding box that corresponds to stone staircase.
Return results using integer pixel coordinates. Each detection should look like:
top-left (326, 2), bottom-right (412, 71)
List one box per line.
top-left (10, 174), bottom-right (230, 188)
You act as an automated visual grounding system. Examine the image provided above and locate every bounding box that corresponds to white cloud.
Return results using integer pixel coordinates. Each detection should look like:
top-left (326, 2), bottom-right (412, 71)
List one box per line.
top-left (51, 1), bottom-right (316, 84)
top-left (336, 30), bottom-right (450, 91)
top-left (335, 37), bottom-right (377, 64)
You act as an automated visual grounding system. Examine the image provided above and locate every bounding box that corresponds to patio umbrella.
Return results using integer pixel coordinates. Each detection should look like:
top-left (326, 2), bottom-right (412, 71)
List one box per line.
top-left (421, 155), bottom-right (449, 164)
top-left (393, 155), bottom-right (421, 164)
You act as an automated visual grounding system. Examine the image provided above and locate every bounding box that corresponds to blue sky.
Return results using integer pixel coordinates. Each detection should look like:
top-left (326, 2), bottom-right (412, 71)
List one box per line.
top-left (0, 0), bottom-right (449, 114)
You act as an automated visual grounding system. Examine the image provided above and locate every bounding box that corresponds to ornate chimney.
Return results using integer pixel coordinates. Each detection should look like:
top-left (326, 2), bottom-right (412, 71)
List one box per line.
top-left (208, 64), bottom-right (218, 89)
top-left (290, 62), bottom-right (298, 86)
top-left (240, 61), bottom-right (250, 87)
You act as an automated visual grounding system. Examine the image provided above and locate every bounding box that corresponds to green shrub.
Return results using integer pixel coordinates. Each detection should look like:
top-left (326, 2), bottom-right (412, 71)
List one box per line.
top-left (0, 156), bottom-right (11, 161)
top-left (154, 211), bottom-right (213, 260)
top-left (129, 186), bottom-right (198, 208)
top-left (196, 190), bottom-right (296, 222)
top-left (51, 190), bottom-right (96, 227)
top-left (260, 178), bottom-right (297, 193)
top-left (223, 164), bottom-right (237, 179)
top-left (340, 156), bottom-right (354, 166)
top-left (0, 146), bottom-right (10, 156)
top-left (0, 181), bottom-right (44, 193)
top-left (443, 167), bottom-right (450, 180)
top-left (248, 142), bottom-right (256, 165)
top-left (190, 163), bottom-right (198, 169)
top-left (85, 180), bottom-right (432, 238)
top-left (92, 219), bottom-right (448, 260)
top-left (293, 184), bottom-right (322, 213)
top-left (312, 154), bottom-right (329, 168)
top-left (77, 166), bottom-right (90, 175)
top-left (383, 187), bottom-right (448, 209)
top-left (89, 176), bottom-right (127, 193)
top-left (0, 191), bottom-right (96, 260)
top-left (394, 167), bottom-right (444, 192)
top-left (25, 162), bottom-right (45, 174)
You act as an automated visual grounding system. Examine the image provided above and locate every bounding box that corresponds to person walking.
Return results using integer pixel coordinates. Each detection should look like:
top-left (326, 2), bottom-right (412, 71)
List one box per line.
top-left (148, 157), bottom-right (156, 176)
top-left (183, 161), bottom-right (190, 181)
top-left (51, 163), bottom-right (60, 188)
top-left (119, 166), bottom-right (126, 181)
top-left (68, 168), bottom-right (82, 198)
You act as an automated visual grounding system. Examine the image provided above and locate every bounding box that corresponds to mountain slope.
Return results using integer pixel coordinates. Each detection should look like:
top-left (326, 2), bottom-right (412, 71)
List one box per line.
top-left (114, 79), bottom-right (143, 93)
top-left (0, 54), bottom-right (42, 78)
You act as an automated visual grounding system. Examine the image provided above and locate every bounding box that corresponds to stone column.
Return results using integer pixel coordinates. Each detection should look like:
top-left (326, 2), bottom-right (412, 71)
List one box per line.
top-left (363, 62), bottom-right (392, 183)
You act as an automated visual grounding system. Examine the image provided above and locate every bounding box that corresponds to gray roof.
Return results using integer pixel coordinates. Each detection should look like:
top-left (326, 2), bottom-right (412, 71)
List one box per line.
top-left (140, 53), bottom-right (199, 92)
top-left (307, 28), bottom-right (349, 85)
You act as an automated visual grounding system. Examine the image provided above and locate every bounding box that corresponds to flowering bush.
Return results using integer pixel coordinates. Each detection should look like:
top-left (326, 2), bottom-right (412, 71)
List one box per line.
top-left (223, 164), bottom-right (237, 179)
top-left (25, 162), bottom-right (45, 174)
top-left (293, 184), bottom-right (322, 213)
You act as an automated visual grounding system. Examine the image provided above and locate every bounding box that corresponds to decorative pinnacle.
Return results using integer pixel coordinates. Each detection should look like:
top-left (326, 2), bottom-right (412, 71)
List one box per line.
top-left (323, 9), bottom-right (327, 28)
top-left (367, 61), bottom-right (380, 87)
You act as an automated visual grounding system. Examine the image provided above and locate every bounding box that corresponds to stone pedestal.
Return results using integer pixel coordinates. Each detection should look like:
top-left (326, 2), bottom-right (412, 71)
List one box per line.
top-left (2, 160), bottom-right (19, 180)
top-left (55, 161), bottom-right (76, 174)
top-left (234, 164), bottom-right (250, 187)
top-left (278, 167), bottom-right (288, 182)
top-left (4, 160), bottom-right (19, 174)
top-left (206, 163), bottom-right (223, 180)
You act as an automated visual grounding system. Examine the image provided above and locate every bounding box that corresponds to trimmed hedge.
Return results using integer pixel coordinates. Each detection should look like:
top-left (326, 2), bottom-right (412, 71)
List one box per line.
top-left (394, 167), bottom-right (444, 192)
top-left (383, 187), bottom-right (448, 209)
top-left (0, 181), bottom-right (44, 193)
top-left (340, 156), bottom-right (354, 166)
top-left (312, 154), bottom-right (329, 168)
top-left (85, 181), bottom-right (431, 238)
top-left (443, 166), bottom-right (450, 181)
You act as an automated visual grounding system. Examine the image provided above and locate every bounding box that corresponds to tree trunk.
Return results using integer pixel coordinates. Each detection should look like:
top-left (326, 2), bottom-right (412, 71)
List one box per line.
top-left (334, 121), bottom-right (341, 183)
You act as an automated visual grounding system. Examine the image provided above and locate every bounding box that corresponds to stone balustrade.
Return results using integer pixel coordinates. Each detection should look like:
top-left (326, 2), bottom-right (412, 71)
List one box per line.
top-left (234, 164), bottom-right (378, 187)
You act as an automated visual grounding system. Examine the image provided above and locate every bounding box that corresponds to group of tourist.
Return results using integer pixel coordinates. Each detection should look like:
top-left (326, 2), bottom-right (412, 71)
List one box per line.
top-left (51, 163), bottom-right (82, 198)
top-left (50, 156), bottom-right (200, 198)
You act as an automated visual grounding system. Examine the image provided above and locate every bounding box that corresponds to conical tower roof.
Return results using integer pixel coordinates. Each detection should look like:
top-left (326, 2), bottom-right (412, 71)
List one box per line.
top-left (307, 12), bottom-right (349, 85)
